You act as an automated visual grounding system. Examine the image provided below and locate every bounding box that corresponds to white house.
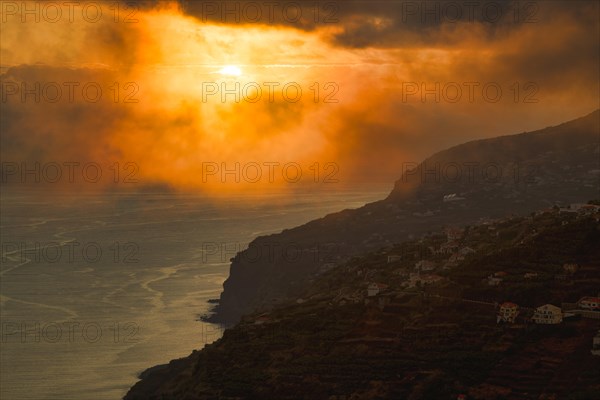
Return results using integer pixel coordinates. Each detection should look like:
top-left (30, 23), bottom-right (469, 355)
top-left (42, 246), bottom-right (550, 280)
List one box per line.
top-left (488, 275), bottom-right (503, 286)
top-left (445, 227), bottom-right (464, 241)
top-left (443, 194), bottom-right (465, 202)
top-left (367, 283), bottom-right (388, 297)
top-left (415, 260), bottom-right (437, 272)
top-left (387, 255), bottom-right (402, 263)
top-left (532, 304), bottom-right (563, 324)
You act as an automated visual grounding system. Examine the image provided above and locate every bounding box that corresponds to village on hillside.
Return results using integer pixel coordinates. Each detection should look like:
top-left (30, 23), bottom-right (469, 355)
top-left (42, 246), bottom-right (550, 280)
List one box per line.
top-left (249, 201), bottom-right (600, 358)
top-left (201, 201), bottom-right (600, 400)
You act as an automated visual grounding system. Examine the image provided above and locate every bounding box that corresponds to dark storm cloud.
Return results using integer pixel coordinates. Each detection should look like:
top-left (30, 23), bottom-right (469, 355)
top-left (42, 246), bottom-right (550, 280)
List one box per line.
top-left (169, 0), bottom-right (597, 48)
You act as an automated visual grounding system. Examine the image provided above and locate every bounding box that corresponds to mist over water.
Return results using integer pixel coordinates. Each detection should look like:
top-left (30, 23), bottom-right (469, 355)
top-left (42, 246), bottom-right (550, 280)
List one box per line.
top-left (0, 189), bottom-right (383, 400)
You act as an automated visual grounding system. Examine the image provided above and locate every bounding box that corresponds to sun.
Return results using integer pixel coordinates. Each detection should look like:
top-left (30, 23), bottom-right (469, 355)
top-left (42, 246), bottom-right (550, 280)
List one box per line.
top-left (219, 65), bottom-right (242, 77)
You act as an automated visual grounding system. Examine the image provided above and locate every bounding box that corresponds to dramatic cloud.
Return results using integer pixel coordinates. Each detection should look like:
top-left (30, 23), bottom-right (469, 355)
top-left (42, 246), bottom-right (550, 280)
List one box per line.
top-left (1, 0), bottom-right (598, 193)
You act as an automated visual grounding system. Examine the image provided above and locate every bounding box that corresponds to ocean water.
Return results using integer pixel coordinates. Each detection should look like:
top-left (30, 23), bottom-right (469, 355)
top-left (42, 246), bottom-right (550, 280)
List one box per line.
top-left (0, 189), bottom-right (384, 400)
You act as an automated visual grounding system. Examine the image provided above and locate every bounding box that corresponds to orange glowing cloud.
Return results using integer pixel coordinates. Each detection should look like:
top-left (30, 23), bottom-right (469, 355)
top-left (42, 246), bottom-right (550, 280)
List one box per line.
top-left (1, 1), bottom-right (598, 194)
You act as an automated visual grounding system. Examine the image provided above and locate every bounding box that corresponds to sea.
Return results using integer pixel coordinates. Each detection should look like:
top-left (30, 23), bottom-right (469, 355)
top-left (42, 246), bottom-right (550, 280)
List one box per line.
top-left (0, 188), bottom-right (385, 399)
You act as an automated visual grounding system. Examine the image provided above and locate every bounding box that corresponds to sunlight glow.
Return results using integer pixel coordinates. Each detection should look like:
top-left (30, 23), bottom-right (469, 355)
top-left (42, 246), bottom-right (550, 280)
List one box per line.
top-left (219, 65), bottom-right (242, 76)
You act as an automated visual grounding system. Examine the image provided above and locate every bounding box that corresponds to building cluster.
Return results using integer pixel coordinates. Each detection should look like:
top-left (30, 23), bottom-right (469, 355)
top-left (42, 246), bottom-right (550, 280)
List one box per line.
top-left (497, 297), bottom-right (600, 325)
top-left (559, 203), bottom-right (600, 215)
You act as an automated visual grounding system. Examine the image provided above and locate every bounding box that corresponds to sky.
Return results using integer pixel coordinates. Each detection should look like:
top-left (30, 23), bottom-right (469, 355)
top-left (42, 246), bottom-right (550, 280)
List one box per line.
top-left (1, 0), bottom-right (599, 194)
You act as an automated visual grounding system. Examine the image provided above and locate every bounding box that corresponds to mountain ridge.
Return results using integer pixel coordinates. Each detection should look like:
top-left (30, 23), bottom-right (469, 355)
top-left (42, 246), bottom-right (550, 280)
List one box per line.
top-left (208, 109), bottom-right (599, 325)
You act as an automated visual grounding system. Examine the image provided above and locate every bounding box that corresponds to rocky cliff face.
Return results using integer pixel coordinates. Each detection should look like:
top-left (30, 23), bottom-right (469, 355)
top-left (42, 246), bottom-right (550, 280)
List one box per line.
top-left (125, 200), bottom-right (600, 400)
top-left (208, 110), bottom-right (600, 325)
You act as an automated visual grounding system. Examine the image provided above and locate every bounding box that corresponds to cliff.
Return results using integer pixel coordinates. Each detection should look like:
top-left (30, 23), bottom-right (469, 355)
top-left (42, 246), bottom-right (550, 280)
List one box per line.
top-left (209, 110), bottom-right (600, 325)
top-left (126, 201), bottom-right (600, 399)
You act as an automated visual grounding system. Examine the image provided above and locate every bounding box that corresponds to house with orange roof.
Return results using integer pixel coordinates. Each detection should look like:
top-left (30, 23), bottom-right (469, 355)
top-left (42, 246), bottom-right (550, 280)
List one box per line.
top-left (578, 297), bottom-right (600, 311)
top-left (445, 226), bottom-right (464, 241)
top-left (497, 302), bottom-right (519, 323)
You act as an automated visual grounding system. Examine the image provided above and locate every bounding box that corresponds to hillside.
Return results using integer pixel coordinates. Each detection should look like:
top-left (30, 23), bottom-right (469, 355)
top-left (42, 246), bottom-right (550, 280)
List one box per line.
top-left (126, 204), bottom-right (600, 399)
top-left (210, 110), bottom-right (600, 325)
